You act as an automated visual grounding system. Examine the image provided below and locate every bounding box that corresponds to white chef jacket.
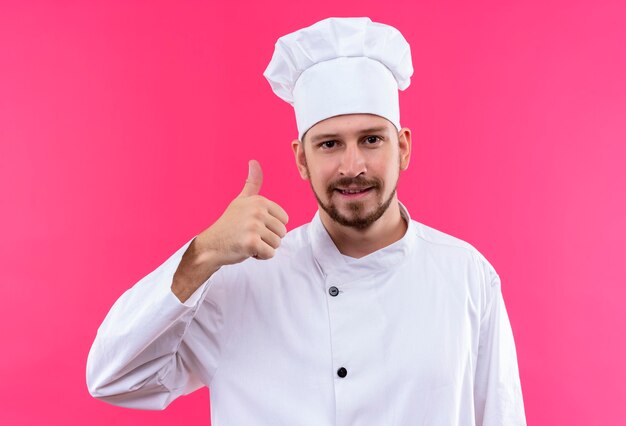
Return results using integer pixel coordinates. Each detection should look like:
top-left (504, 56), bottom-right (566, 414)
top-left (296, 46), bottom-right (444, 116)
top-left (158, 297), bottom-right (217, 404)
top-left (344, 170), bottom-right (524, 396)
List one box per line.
top-left (86, 203), bottom-right (526, 425)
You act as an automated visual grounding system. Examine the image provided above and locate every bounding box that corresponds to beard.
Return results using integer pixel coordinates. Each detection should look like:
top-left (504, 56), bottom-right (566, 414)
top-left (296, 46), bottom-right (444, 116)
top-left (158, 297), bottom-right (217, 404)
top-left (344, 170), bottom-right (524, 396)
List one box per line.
top-left (309, 172), bottom-right (398, 230)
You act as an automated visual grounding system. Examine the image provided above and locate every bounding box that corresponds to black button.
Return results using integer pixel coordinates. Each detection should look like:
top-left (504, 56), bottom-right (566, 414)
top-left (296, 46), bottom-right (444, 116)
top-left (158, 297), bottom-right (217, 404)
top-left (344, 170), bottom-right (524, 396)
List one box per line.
top-left (329, 286), bottom-right (339, 297)
top-left (337, 367), bottom-right (347, 378)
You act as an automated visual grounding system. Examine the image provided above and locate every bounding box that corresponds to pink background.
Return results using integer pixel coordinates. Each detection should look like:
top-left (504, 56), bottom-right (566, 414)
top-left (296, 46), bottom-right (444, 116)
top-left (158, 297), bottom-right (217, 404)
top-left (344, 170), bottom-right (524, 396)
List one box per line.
top-left (1, 1), bottom-right (625, 424)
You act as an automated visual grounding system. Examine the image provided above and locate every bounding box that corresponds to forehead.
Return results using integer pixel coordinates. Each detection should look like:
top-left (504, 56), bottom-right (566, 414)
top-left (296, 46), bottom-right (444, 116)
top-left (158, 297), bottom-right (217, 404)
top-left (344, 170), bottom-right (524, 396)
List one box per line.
top-left (306, 113), bottom-right (394, 141)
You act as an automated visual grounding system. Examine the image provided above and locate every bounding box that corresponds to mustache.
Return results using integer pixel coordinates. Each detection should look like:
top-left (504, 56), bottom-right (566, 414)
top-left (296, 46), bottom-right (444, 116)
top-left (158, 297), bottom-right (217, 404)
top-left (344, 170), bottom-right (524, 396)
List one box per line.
top-left (327, 176), bottom-right (382, 192)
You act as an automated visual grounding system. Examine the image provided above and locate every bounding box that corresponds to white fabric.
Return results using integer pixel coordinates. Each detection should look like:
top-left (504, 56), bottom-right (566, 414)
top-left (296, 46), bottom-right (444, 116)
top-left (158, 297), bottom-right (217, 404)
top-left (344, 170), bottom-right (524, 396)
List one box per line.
top-left (263, 17), bottom-right (414, 140)
top-left (86, 204), bottom-right (526, 425)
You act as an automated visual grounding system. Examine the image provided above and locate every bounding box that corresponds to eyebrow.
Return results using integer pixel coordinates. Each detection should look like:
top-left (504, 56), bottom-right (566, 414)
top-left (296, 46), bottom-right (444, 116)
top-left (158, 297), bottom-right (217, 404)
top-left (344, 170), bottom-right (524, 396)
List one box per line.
top-left (309, 126), bottom-right (390, 143)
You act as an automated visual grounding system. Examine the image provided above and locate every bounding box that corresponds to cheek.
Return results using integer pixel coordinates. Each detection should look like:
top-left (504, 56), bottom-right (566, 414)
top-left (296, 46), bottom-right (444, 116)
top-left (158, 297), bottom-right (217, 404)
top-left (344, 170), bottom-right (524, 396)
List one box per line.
top-left (309, 169), bottom-right (328, 189)
top-left (307, 158), bottom-right (334, 179)
top-left (372, 153), bottom-right (397, 173)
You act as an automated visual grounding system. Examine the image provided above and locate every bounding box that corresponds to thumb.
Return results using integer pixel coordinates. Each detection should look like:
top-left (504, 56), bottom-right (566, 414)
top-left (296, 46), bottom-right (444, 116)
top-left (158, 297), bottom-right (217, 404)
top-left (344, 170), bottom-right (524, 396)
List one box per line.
top-left (239, 159), bottom-right (263, 197)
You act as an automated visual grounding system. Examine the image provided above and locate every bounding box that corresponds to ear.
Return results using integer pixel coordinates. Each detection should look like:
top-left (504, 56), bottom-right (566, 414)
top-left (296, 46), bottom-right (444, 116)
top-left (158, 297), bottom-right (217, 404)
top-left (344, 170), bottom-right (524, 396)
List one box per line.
top-left (398, 127), bottom-right (412, 171)
top-left (291, 138), bottom-right (309, 180)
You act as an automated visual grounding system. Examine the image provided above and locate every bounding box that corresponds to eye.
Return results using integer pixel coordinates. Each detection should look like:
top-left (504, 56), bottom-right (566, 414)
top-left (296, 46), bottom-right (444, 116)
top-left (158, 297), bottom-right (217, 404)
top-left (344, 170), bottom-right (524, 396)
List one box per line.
top-left (319, 140), bottom-right (338, 149)
top-left (364, 136), bottom-right (383, 144)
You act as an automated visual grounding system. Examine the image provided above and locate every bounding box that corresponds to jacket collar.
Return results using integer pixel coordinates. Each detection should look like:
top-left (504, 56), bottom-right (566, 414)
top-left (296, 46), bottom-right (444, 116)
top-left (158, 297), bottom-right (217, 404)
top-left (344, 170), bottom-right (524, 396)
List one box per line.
top-left (308, 202), bottom-right (418, 283)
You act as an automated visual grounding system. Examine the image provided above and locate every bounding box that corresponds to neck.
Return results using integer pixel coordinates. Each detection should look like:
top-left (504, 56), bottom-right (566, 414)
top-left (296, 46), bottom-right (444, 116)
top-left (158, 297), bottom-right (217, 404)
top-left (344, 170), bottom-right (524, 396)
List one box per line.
top-left (319, 198), bottom-right (408, 258)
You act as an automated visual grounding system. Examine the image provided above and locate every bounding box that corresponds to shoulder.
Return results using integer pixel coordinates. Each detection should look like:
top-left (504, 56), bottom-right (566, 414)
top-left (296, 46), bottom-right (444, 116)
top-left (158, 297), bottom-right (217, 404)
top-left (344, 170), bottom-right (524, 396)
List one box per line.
top-left (410, 220), bottom-right (500, 287)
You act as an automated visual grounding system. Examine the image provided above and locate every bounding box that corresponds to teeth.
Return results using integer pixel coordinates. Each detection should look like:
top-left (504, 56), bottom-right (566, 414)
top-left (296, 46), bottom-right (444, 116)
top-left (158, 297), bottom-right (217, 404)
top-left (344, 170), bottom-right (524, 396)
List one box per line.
top-left (341, 188), bottom-right (367, 194)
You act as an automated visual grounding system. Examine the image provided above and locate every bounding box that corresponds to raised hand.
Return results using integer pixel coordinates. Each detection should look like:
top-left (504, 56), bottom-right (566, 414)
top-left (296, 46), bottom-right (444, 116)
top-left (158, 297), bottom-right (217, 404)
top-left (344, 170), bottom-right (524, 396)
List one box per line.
top-left (172, 160), bottom-right (289, 302)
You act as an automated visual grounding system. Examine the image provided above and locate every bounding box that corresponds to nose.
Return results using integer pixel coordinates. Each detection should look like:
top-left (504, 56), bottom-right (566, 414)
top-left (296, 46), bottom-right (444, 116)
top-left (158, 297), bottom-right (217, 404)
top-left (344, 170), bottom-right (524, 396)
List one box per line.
top-left (338, 143), bottom-right (366, 177)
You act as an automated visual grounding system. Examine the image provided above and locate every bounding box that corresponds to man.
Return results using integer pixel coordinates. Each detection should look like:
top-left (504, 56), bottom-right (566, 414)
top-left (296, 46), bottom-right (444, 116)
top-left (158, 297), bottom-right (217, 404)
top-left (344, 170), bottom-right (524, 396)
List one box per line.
top-left (87, 17), bottom-right (526, 425)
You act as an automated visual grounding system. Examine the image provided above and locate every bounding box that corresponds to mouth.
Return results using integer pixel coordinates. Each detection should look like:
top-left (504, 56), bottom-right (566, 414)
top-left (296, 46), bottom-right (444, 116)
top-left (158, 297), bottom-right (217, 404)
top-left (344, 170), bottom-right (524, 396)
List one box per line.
top-left (334, 187), bottom-right (374, 198)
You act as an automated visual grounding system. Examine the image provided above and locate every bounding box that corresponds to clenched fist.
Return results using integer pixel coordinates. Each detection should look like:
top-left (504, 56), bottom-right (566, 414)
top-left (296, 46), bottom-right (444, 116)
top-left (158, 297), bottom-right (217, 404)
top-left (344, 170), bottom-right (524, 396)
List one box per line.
top-left (171, 160), bottom-right (289, 302)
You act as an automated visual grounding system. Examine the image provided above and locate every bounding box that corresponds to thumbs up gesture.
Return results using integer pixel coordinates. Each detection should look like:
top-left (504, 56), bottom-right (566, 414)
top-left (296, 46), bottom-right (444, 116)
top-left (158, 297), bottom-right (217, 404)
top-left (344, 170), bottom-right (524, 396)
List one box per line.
top-left (194, 160), bottom-right (290, 266)
top-left (172, 160), bottom-right (289, 302)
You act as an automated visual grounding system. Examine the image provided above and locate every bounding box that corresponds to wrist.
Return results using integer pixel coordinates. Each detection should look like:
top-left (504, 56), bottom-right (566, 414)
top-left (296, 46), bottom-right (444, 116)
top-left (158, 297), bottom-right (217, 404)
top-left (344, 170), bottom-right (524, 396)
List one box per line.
top-left (171, 238), bottom-right (222, 303)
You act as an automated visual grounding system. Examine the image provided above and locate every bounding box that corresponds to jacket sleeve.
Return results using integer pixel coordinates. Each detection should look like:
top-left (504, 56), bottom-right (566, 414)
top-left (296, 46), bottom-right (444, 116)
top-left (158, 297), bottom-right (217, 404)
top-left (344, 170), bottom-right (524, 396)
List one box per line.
top-left (86, 236), bottom-right (228, 410)
top-left (473, 262), bottom-right (527, 425)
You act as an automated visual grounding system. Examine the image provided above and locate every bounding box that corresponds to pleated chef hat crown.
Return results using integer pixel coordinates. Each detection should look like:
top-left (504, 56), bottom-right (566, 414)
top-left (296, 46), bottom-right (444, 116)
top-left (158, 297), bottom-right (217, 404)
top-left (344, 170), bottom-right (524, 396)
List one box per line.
top-left (263, 17), bottom-right (414, 141)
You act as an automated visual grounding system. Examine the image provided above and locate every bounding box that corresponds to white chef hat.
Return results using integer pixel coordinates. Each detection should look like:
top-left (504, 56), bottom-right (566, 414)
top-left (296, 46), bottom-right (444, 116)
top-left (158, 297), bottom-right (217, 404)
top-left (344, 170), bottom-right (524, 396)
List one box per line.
top-left (263, 17), bottom-right (414, 141)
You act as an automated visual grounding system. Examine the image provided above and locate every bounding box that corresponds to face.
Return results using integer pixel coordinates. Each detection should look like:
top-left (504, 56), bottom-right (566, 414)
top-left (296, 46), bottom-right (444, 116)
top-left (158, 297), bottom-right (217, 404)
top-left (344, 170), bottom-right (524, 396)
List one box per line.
top-left (292, 114), bottom-right (411, 230)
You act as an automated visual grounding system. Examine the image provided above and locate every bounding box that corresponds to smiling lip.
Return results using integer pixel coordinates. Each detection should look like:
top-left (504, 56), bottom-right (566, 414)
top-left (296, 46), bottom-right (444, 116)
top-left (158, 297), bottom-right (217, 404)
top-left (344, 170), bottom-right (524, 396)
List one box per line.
top-left (334, 187), bottom-right (373, 198)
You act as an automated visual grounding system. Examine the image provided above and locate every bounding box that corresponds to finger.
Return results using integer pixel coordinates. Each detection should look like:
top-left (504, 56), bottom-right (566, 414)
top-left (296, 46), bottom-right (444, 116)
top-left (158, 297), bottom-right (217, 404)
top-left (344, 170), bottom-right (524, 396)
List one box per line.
top-left (263, 199), bottom-right (289, 225)
top-left (252, 238), bottom-right (275, 260)
top-left (264, 215), bottom-right (288, 239)
top-left (239, 159), bottom-right (263, 197)
top-left (259, 227), bottom-right (282, 250)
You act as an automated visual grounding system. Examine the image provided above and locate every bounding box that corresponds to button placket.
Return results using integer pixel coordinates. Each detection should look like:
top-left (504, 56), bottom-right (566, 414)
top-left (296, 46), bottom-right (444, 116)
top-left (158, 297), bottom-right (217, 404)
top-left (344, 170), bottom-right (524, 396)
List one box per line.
top-left (326, 276), bottom-right (350, 386)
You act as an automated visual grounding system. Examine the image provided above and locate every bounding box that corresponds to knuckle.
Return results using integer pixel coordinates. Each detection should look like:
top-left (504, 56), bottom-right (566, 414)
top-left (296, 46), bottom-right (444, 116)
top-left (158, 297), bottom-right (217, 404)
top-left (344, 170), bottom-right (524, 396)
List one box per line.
top-left (249, 205), bottom-right (265, 220)
top-left (245, 221), bottom-right (262, 234)
top-left (242, 235), bottom-right (258, 252)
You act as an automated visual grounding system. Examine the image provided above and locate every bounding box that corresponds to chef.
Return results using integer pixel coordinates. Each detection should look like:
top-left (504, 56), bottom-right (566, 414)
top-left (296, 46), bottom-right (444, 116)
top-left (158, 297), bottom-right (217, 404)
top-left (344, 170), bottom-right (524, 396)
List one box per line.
top-left (87, 17), bottom-right (527, 425)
